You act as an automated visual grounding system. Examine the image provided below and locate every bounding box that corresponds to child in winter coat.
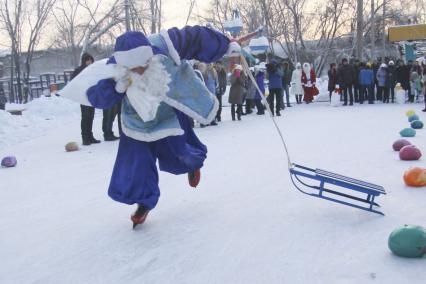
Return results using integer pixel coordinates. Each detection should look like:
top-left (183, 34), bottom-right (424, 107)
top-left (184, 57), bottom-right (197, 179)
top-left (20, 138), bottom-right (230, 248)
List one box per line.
top-left (410, 71), bottom-right (423, 102)
top-left (228, 65), bottom-right (246, 121)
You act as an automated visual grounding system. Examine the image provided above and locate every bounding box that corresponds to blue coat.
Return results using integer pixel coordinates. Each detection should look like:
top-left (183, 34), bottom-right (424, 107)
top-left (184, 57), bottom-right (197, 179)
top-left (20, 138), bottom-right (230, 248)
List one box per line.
top-left (85, 26), bottom-right (230, 208)
top-left (268, 66), bottom-right (283, 89)
top-left (204, 72), bottom-right (217, 94)
top-left (376, 68), bottom-right (388, 87)
top-left (87, 26), bottom-right (230, 142)
top-left (255, 72), bottom-right (265, 100)
top-left (359, 69), bottom-right (374, 86)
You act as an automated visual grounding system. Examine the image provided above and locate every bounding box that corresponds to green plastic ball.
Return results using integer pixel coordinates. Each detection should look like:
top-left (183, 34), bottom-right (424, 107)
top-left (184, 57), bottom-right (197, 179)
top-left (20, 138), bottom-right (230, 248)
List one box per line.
top-left (388, 225), bottom-right (426, 258)
top-left (399, 128), bottom-right (416, 137)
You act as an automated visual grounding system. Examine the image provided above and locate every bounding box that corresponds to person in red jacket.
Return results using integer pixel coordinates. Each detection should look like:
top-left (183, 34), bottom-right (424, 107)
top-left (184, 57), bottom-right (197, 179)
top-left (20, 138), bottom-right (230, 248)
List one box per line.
top-left (301, 62), bottom-right (317, 103)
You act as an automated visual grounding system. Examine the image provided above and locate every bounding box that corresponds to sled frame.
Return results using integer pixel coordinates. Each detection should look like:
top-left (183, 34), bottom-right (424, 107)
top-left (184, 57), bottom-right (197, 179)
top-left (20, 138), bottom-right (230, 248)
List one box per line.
top-left (289, 164), bottom-right (386, 215)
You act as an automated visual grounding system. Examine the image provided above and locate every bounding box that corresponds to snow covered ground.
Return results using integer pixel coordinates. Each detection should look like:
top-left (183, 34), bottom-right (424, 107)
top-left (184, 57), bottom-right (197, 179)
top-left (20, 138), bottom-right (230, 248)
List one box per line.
top-left (1, 97), bottom-right (425, 284)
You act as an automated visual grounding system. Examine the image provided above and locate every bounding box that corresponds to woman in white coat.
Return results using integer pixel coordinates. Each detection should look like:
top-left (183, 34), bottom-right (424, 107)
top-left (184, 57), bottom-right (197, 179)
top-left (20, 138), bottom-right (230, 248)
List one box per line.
top-left (291, 63), bottom-right (304, 104)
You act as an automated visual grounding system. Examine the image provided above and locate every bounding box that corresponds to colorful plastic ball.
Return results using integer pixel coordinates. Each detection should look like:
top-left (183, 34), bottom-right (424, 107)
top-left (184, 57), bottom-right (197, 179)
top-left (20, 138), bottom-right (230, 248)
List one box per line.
top-left (408, 114), bottom-right (420, 122)
top-left (411, 120), bottom-right (424, 129)
top-left (406, 110), bottom-right (416, 117)
top-left (1, 156), bottom-right (17, 167)
top-left (388, 225), bottom-right (426, 258)
top-left (65, 142), bottom-right (79, 152)
top-left (392, 139), bottom-right (411, 151)
top-left (399, 145), bottom-right (422, 161)
top-left (399, 128), bottom-right (416, 137)
top-left (403, 167), bottom-right (426, 187)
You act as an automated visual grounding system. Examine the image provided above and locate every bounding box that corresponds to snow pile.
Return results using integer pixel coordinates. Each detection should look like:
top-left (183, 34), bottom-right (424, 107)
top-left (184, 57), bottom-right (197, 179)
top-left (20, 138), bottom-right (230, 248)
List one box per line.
top-left (314, 77), bottom-right (330, 102)
top-left (0, 96), bottom-right (80, 148)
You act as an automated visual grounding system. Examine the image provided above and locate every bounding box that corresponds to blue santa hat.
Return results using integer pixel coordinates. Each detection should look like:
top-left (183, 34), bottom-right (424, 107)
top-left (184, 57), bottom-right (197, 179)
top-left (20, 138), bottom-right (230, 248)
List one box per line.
top-left (108, 31), bottom-right (165, 68)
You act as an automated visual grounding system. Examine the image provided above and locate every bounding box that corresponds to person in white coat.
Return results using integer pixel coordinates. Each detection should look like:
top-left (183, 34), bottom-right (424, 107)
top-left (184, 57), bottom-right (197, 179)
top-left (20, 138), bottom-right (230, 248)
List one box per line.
top-left (290, 63), bottom-right (303, 104)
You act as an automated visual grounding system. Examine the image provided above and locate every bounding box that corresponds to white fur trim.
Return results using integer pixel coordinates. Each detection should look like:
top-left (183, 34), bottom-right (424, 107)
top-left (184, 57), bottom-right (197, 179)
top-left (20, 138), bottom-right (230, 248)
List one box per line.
top-left (126, 55), bottom-right (171, 122)
top-left (122, 123), bottom-right (184, 142)
top-left (114, 46), bottom-right (154, 69)
top-left (160, 29), bottom-right (181, 65)
top-left (162, 93), bottom-right (219, 125)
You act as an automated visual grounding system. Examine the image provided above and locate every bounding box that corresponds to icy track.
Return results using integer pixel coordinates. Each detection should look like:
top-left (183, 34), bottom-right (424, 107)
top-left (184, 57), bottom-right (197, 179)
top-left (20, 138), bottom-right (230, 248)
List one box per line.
top-left (1, 97), bottom-right (425, 283)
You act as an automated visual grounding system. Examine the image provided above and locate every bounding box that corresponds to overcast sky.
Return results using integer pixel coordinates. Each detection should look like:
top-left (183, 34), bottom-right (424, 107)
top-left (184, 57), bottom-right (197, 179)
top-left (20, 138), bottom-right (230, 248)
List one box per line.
top-left (163, 0), bottom-right (209, 28)
top-left (0, 0), bottom-right (211, 49)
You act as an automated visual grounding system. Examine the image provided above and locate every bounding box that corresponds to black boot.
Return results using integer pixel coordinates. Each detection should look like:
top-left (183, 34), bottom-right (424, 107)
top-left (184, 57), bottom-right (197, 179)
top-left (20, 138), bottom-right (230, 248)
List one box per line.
top-left (82, 137), bottom-right (91, 146)
top-left (89, 135), bottom-right (101, 144)
top-left (104, 134), bottom-right (120, 141)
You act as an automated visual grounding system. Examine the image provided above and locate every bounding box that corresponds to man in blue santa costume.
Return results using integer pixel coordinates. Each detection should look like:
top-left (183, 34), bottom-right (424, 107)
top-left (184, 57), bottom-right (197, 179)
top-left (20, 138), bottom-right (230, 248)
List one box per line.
top-left (62, 26), bottom-right (238, 228)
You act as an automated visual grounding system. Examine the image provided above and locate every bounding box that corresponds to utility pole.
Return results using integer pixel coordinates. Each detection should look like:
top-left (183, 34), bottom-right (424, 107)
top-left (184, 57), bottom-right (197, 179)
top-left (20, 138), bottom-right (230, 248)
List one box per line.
top-left (371, 0), bottom-right (375, 59)
top-left (356, 0), bottom-right (363, 60)
top-left (125, 0), bottom-right (130, 32)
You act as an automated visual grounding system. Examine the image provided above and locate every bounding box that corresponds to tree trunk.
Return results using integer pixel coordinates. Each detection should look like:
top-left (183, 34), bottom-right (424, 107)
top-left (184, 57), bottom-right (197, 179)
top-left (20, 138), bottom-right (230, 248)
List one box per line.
top-left (371, 0), bottom-right (375, 59)
top-left (14, 52), bottom-right (22, 104)
top-left (356, 0), bottom-right (363, 60)
top-left (150, 0), bottom-right (156, 33)
top-left (125, 0), bottom-right (130, 32)
top-left (382, 0), bottom-right (386, 54)
top-left (9, 49), bottom-right (15, 103)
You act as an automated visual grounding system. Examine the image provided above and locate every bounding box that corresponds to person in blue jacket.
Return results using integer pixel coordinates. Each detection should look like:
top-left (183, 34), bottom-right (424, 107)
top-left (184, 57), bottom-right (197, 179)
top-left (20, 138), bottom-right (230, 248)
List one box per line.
top-left (83, 26), bottom-right (235, 228)
top-left (266, 60), bottom-right (284, 116)
top-left (359, 62), bottom-right (375, 104)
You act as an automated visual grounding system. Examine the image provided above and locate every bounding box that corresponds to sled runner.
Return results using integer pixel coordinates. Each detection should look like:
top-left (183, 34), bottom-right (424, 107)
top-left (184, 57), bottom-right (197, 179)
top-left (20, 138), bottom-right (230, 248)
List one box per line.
top-left (289, 164), bottom-right (386, 215)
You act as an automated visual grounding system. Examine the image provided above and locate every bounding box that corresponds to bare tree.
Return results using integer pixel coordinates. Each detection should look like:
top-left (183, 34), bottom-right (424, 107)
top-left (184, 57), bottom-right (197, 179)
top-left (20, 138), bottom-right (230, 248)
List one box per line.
top-left (78, 0), bottom-right (123, 57)
top-left (23, 0), bottom-right (56, 102)
top-left (0, 0), bottom-right (24, 102)
top-left (185, 0), bottom-right (196, 26)
top-left (52, 0), bottom-right (85, 66)
top-left (52, 0), bottom-right (123, 67)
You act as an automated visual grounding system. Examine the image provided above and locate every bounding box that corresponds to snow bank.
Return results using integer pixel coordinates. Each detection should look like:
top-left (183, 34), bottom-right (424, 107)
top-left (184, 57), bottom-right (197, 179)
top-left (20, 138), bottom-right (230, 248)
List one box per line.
top-left (0, 96), bottom-right (80, 148)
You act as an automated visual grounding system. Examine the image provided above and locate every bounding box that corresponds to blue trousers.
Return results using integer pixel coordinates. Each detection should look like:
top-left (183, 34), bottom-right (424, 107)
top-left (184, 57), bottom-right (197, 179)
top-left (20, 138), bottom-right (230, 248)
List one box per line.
top-left (108, 110), bottom-right (207, 209)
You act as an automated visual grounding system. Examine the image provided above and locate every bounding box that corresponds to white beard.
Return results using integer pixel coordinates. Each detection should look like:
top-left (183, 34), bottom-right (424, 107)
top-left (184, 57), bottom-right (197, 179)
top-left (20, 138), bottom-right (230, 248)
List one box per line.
top-left (303, 65), bottom-right (311, 80)
top-left (126, 55), bottom-right (171, 122)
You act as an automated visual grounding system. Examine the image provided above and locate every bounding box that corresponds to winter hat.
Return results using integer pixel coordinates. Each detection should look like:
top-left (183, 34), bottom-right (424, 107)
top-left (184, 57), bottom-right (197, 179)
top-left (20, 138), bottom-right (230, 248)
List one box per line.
top-left (234, 64), bottom-right (243, 71)
top-left (296, 63), bottom-right (302, 69)
top-left (109, 31), bottom-right (164, 69)
top-left (380, 63), bottom-right (387, 68)
top-left (389, 60), bottom-right (395, 66)
top-left (303, 62), bottom-right (310, 69)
